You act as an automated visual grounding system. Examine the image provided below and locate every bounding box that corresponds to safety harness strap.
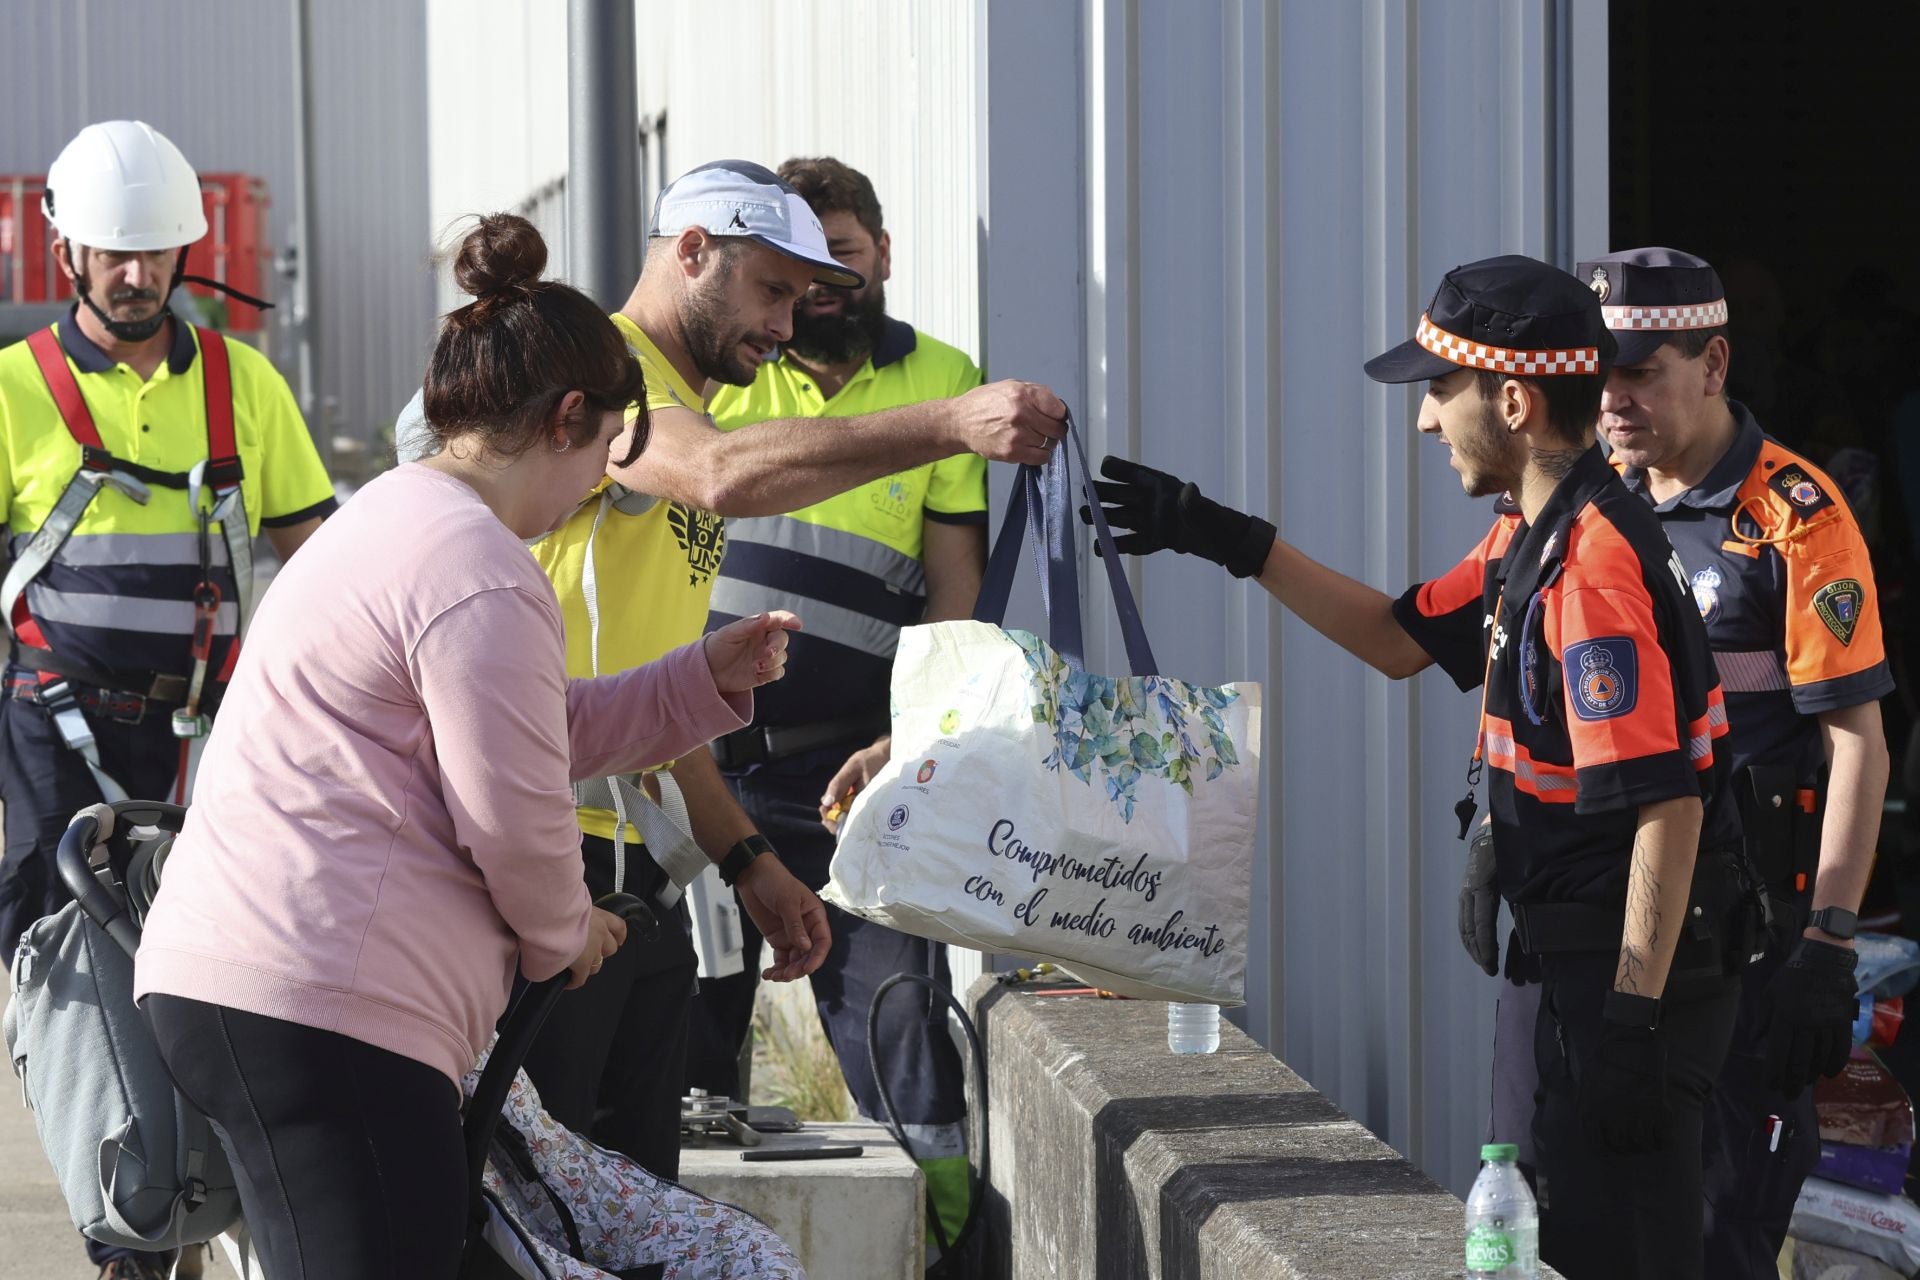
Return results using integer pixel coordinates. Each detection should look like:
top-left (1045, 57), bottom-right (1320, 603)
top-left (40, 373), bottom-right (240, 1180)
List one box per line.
top-left (33, 679), bottom-right (129, 804)
top-left (11, 323), bottom-right (252, 801)
top-left (25, 328), bottom-right (104, 448)
top-left (191, 327), bottom-right (256, 637)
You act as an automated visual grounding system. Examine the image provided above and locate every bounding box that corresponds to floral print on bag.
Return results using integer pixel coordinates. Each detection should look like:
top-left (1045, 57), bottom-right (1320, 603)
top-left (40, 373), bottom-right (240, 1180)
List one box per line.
top-left (1014, 628), bottom-right (1242, 822)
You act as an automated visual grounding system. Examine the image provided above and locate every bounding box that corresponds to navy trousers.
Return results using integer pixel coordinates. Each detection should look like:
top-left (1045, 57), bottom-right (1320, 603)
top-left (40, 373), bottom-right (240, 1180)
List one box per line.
top-left (1491, 942), bottom-right (1814, 1278)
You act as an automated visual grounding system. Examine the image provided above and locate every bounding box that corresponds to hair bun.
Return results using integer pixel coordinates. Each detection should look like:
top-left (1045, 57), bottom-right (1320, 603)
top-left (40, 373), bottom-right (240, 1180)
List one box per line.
top-left (452, 213), bottom-right (548, 300)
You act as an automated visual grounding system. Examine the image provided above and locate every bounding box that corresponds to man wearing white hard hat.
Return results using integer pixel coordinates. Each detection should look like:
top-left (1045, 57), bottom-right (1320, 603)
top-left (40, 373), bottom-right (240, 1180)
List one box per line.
top-left (392, 159), bottom-right (1066, 1186)
top-left (0, 120), bottom-right (334, 1280)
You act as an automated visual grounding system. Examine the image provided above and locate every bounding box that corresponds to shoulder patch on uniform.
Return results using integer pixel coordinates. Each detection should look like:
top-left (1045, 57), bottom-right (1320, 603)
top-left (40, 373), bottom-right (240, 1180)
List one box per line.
top-left (1564, 636), bottom-right (1638, 721)
top-left (1812, 578), bottom-right (1864, 647)
top-left (1767, 463), bottom-right (1834, 516)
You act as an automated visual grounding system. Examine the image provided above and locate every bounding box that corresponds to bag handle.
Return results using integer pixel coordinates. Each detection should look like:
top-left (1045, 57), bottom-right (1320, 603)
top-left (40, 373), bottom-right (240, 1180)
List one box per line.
top-left (973, 411), bottom-right (1159, 676)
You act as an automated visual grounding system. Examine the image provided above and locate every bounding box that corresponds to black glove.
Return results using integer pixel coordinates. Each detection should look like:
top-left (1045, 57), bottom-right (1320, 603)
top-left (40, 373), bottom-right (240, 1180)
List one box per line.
top-left (1458, 825), bottom-right (1500, 976)
top-left (1763, 937), bottom-right (1859, 1095)
top-left (1579, 996), bottom-right (1672, 1154)
top-left (1080, 456), bottom-right (1276, 579)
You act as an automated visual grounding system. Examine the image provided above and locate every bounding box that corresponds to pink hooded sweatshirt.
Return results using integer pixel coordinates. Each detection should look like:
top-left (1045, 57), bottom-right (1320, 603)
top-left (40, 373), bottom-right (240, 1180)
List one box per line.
top-left (135, 464), bottom-right (749, 1085)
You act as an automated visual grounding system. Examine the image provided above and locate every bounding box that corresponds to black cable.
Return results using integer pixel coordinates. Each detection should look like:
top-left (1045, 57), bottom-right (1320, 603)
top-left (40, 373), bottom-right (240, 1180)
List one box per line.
top-left (867, 972), bottom-right (988, 1276)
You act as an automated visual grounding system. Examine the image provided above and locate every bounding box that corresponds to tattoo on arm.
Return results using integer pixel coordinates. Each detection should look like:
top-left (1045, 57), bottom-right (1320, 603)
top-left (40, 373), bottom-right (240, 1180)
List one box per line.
top-left (1617, 829), bottom-right (1662, 995)
top-left (1530, 446), bottom-right (1585, 481)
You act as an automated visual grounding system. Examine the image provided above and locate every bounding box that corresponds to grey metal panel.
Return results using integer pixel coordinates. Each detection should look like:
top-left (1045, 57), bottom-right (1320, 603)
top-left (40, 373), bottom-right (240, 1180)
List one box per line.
top-left (985, 0), bottom-right (1607, 1196)
top-left (0, 0), bottom-right (433, 454)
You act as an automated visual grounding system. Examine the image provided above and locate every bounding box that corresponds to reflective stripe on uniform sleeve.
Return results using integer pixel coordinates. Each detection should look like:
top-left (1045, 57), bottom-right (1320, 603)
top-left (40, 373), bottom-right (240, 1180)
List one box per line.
top-left (1482, 715), bottom-right (1579, 801)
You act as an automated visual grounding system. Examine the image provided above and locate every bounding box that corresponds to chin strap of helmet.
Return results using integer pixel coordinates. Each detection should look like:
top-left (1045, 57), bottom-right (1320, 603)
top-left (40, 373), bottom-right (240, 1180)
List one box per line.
top-left (66, 241), bottom-right (275, 343)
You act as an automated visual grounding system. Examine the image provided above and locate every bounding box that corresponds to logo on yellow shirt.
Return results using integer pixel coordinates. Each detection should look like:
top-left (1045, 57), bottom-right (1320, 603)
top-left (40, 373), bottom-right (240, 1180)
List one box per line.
top-left (667, 503), bottom-right (727, 585)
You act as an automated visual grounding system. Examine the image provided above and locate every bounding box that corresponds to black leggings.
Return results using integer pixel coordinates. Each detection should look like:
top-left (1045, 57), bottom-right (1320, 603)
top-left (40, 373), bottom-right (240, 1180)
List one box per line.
top-left (145, 994), bottom-right (468, 1280)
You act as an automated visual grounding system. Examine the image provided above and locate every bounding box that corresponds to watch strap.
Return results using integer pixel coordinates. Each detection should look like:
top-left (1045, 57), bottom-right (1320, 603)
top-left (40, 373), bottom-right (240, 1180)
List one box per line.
top-left (719, 834), bottom-right (775, 888)
top-left (1808, 906), bottom-right (1859, 940)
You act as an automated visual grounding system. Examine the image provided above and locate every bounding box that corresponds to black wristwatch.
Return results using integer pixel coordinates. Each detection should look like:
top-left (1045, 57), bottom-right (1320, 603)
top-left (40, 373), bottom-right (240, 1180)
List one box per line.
top-left (719, 834), bottom-right (775, 888)
top-left (1602, 990), bottom-right (1662, 1030)
top-left (1808, 906), bottom-right (1859, 940)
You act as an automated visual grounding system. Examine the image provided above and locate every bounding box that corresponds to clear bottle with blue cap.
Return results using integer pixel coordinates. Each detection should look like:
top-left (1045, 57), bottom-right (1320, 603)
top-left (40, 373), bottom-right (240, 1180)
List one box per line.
top-left (1466, 1142), bottom-right (1538, 1278)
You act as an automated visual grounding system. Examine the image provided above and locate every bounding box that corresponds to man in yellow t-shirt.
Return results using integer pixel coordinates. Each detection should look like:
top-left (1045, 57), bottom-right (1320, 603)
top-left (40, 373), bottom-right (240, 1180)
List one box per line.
top-left (692, 157), bottom-right (985, 1249)
top-left (397, 159), bottom-right (1066, 1182)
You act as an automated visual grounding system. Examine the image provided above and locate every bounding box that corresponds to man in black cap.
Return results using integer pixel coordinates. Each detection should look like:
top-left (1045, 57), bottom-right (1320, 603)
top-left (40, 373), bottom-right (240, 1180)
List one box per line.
top-left (1089, 253), bottom-right (1753, 1278)
top-left (1478, 248), bottom-right (1891, 1276)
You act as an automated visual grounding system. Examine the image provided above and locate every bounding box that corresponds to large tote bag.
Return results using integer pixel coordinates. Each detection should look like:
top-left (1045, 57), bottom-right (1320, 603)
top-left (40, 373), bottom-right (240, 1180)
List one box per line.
top-left (824, 418), bottom-right (1261, 1005)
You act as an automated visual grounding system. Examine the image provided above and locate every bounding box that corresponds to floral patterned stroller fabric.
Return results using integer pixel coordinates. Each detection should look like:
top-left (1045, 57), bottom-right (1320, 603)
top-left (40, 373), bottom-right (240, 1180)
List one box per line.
top-left (463, 1043), bottom-right (804, 1280)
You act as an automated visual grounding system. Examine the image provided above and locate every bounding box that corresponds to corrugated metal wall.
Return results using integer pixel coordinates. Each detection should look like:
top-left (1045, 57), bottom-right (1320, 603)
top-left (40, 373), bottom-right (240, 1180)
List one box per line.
top-left (425, 1), bottom-right (979, 365)
top-left (0, 0), bottom-right (434, 453)
top-left (424, 0), bottom-right (569, 316)
top-left (630, 1), bottom-right (980, 365)
top-left (979, 0), bottom-right (1608, 1195)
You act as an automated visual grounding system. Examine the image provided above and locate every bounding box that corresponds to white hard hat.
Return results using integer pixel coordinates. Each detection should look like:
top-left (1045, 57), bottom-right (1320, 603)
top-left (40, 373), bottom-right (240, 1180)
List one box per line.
top-left (42, 120), bottom-right (207, 252)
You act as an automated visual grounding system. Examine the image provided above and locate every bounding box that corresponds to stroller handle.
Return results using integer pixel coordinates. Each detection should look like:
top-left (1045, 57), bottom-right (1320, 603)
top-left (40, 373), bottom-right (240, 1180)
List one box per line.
top-left (459, 891), bottom-right (659, 1266)
top-left (53, 801), bottom-right (189, 962)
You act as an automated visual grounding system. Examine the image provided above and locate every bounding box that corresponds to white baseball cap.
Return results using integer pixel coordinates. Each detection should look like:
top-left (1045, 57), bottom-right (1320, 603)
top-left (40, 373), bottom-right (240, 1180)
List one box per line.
top-left (649, 160), bottom-right (863, 289)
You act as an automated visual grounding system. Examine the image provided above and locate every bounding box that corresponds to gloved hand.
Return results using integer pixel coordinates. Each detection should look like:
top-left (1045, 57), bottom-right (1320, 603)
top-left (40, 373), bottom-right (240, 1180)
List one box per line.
top-left (1080, 456), bottom-right (1276, 579)
top-left (1763, 937), bottom-right (1859, 1095)
top-left (1458, 825), bottom-right (1500, 976)
top-left (1579, 1002), bottom-right (1672, 1154)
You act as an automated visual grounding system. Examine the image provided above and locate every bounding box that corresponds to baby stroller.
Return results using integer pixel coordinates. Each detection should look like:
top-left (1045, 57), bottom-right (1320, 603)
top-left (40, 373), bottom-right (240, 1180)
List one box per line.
top-left (34, 799), bottom-right (805, 1280)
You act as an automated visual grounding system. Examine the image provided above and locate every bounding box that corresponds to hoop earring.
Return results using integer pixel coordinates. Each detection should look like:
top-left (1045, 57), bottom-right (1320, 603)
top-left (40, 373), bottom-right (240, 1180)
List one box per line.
top-left (551, 435), bottom-right (573, 453)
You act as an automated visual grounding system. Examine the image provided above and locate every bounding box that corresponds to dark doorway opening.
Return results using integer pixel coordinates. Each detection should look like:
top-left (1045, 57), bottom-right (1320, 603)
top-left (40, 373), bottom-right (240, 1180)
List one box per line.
top-left (1610, 0), bottom-right (1920, 898)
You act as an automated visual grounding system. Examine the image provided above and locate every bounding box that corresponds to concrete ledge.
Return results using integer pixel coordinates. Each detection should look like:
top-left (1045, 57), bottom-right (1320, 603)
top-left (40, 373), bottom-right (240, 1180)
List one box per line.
top-left (969, 979), bottom-right (1548, 1279)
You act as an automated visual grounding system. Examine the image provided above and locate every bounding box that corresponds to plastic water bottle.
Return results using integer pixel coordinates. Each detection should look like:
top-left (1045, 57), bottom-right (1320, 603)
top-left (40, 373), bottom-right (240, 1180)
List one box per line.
top-left (1465, 1143), bottom-right (1538, 1278)
top-left (1167, 1003), bottom-right (1220, 1054)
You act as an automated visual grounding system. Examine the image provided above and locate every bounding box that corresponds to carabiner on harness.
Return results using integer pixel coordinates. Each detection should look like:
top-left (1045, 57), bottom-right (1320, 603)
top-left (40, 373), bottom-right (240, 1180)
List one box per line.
top-left (172, 582), bottom-right (221, 743)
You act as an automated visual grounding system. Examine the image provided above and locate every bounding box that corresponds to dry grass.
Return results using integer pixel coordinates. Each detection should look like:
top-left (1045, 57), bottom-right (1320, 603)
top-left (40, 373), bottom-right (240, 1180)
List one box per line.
top-left (747, 977), bottom-right (855, 1122)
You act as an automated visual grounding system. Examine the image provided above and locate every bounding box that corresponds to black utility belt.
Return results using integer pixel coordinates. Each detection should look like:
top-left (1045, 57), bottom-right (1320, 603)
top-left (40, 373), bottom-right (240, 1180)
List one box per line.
top-left (1511, 846), bottom-right (1760, 973)
top-left (711, 712), bottom-right (890, 770)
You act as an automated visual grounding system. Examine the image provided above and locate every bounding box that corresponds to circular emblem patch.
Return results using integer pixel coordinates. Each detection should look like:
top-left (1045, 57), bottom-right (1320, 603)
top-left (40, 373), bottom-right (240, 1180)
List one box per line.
top-left (1581, 664), bottom-right (1623, 713)
top-left (1692, 565), bottom-right (1723, 624)
top-left (1790, 481), bottom-right (1821, 507)
top-left (917, 759), bottom-right (938, 784)
top-left (887, 804), bottom-right (911, 832)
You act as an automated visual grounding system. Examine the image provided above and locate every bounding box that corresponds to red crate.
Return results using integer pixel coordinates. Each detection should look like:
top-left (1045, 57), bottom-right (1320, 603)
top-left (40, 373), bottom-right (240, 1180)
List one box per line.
top-left (0, 177), bottom-right (55, 305)
top-left (0, 172), bottom-right (272, 332)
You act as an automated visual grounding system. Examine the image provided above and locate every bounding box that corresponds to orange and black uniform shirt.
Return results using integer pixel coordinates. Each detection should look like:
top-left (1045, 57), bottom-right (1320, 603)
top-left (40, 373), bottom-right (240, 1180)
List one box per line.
top-left (1618, 402), bottom-right (1892, 782)
top-left (1391, 446), bottom-right (1742, 907)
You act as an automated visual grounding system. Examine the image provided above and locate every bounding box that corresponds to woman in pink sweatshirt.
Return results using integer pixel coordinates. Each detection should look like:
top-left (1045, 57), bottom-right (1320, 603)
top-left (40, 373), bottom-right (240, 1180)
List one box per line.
top-left (133, 215), bottom-right (799, 1279)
